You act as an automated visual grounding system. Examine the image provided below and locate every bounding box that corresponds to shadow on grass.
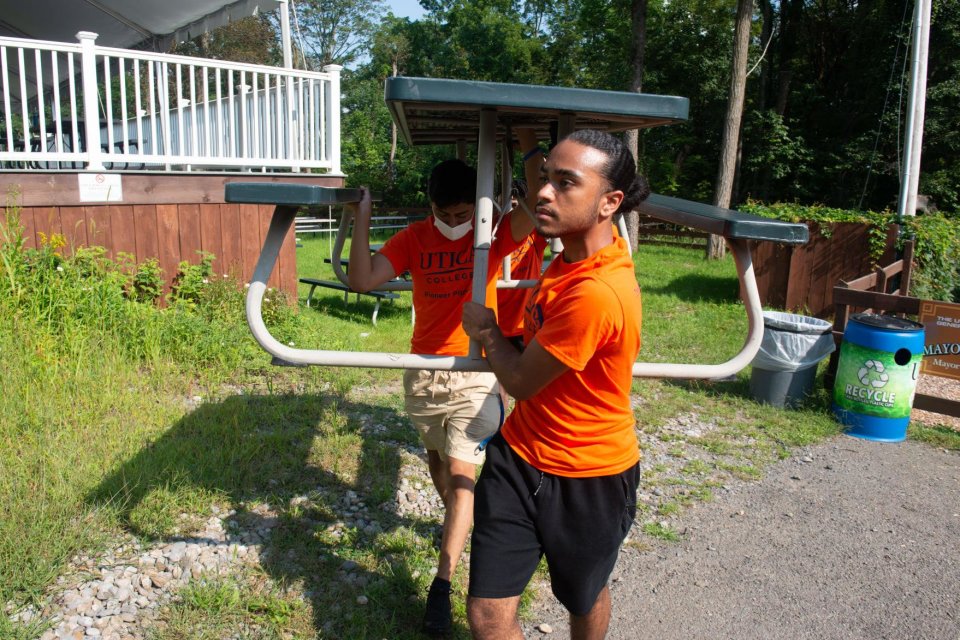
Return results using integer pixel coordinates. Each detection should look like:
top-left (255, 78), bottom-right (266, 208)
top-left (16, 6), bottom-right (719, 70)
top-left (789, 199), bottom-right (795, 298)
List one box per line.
top-left (300, 290), bottom-right (411, 326)
top-left (662, 375), bottom-right (751, 400)
top-left (659, 370), bottom-right (843, 448)
top-left (642, 274), bottom-right (740, 304)
top-left (87, 391), bottom-right (464, 639)
top-left (662, 371), bottom-right (834, 409)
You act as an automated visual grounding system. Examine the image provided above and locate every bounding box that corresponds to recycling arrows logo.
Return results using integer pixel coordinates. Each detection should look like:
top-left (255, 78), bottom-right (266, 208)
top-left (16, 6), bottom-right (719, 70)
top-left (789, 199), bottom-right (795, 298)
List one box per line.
top-left (857, 360), bottom-right (889, 388)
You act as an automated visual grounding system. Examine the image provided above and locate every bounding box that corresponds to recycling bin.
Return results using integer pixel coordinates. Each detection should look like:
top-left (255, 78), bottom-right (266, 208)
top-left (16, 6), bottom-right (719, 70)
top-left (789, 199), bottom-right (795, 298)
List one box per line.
top-left (832, 313), bottom-right (925, 442)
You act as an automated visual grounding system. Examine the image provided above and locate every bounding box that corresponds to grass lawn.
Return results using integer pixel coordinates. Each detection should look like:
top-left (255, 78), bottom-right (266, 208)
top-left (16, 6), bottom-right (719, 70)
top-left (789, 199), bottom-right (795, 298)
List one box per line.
top-left (1, 224), bottom-right (957, 639)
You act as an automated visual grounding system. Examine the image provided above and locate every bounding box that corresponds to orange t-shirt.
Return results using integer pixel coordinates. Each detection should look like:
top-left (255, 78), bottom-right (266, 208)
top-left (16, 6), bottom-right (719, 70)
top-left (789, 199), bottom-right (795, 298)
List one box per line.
top-left (497, 232), bottom-right (548, 338)
top-left (502, 236), bottom-right (642, 477)
top-left (378, 216), bottom-right (523, 356)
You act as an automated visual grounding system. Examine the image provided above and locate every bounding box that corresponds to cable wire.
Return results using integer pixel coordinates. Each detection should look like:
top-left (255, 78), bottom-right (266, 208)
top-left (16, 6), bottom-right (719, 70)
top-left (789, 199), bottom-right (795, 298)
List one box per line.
top-left (857, 0), bottom-right (913, 209)
top-left (290, 0), bottom-right (310, 70)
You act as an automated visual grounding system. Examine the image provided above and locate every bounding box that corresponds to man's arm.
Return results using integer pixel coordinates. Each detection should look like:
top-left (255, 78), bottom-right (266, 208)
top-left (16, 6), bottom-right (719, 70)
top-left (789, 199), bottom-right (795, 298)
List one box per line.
top-left (507, 129), bottom-right (544, 243)
top-left (346, 187), bottom-right (398, 292)
top-left (462, 302), bottom-right (568, 400)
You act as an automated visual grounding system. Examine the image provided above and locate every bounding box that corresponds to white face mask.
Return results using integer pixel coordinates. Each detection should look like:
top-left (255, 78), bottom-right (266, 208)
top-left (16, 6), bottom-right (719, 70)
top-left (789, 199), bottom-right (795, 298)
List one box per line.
top-left (434, 217), bottom-right (473, 241)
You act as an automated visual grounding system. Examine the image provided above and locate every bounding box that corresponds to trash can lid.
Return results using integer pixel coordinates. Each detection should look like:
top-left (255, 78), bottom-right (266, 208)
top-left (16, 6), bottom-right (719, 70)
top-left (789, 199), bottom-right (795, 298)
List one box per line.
top-left (849, 312), bottom-right (924, 333)
top-left (762, 311), bottom-right (833, 334)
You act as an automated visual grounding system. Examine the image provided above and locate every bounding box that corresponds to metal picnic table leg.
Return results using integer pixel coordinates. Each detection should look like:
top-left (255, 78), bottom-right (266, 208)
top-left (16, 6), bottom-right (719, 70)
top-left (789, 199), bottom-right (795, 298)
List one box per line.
top-left (468, 109), bottom-right (497, 361)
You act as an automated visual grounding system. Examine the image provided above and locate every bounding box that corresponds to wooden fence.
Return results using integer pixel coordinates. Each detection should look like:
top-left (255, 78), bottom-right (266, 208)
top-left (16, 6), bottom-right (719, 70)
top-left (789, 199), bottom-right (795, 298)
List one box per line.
top-left (4, 172), bottom-right (345, 298)
top-left (751, 223), bottom-right (899, 318)
top-left (635, 214), bottom-right (709, 248)
top-left (20, 201), bottom-right (295, 297)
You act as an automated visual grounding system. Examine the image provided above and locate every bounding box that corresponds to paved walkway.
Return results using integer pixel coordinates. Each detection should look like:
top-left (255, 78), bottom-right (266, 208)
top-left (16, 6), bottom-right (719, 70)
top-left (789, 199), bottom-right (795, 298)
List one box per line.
top-left (525, 437), bottom-right (960, 640)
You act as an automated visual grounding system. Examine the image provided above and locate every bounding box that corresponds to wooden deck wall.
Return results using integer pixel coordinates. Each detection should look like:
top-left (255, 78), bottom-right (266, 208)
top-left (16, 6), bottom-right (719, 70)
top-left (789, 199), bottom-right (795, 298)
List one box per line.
top-left (751, 222), bottom-right (899, 318)
top-left (0, 172), bottom-right (344, 298)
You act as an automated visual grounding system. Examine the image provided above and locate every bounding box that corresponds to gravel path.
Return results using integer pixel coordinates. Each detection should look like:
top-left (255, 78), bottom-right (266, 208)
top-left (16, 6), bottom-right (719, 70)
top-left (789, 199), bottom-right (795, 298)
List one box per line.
top-left (9, 385), bottom-right (959, 639)
top-left (523, 436), bottom-right (960, 640)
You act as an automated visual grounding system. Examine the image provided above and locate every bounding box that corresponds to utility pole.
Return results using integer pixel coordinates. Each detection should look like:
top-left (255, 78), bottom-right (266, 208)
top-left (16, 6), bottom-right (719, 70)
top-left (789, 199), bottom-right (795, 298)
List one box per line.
top-left (896, 0), bottom-right (932, 222)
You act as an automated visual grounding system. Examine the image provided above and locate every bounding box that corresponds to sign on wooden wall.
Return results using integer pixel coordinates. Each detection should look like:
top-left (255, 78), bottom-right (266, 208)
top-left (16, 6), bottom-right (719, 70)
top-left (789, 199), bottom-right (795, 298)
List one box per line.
top-left (919, 300), bottom-right (960, 381)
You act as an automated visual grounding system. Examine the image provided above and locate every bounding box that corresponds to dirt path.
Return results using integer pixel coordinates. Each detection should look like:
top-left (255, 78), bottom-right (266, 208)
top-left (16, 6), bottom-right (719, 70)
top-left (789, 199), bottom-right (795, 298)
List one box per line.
top-left (524, 437), bottom-right (960, 640)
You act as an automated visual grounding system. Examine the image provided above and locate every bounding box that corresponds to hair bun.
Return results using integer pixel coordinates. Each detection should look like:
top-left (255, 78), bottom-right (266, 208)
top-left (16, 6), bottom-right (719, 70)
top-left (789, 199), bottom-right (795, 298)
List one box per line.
top-left (621, 174), bottom-right (651, 213)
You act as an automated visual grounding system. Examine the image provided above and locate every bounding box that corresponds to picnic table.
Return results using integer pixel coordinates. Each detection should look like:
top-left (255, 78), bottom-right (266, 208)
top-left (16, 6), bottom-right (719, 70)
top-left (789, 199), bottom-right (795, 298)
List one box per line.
top-left (294, 253), bottom-right (411, 326)
top-left (299, 274), bottom-right (400, 325)
top-left (225, 77), bottom-right (807, 375)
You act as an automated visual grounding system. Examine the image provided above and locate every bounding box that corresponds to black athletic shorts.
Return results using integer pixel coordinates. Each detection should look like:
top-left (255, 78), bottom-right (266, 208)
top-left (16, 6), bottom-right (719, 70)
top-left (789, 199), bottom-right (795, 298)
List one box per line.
top-left (469, 432), bottom-right (639, 616)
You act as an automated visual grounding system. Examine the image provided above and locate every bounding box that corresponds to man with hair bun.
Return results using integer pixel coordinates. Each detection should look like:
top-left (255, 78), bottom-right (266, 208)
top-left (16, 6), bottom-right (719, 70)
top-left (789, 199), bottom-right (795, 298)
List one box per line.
top-left (462, 129), bottom-right (650, 640)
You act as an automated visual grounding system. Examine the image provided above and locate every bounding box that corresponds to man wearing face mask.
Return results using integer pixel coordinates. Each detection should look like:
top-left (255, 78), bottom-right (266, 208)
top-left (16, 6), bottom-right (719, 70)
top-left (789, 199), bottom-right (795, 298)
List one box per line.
top-left (347, 135), bottom-right (539, 637)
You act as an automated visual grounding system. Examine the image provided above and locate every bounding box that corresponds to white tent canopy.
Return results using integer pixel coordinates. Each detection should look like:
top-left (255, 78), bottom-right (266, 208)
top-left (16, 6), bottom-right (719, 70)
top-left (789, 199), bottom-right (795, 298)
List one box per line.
top-left (0, 0), bottom-right (278, 51)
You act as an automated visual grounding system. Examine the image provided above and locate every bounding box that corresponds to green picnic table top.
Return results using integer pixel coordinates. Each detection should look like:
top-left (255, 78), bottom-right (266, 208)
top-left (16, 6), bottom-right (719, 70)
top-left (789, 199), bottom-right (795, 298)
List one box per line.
top-left (384, 76), bottom-right (690, 146)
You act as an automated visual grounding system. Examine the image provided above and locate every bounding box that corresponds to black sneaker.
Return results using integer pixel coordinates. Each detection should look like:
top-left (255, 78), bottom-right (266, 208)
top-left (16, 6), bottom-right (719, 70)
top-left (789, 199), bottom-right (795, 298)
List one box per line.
top-left (422, 578), bottom-right (452, 637)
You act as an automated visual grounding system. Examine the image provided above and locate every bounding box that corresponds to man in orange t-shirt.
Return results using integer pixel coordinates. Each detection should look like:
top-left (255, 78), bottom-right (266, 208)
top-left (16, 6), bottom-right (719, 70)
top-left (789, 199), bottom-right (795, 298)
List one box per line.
top-left (462, 129), bottom-right (650, 640)
top-left (347, 132), bottom-right (540, 637)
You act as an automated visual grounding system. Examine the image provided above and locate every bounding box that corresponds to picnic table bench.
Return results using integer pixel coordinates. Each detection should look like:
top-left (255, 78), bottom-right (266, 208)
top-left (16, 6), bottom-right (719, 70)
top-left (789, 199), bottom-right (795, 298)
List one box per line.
top-left (299, 277), bottom-right (399, 325)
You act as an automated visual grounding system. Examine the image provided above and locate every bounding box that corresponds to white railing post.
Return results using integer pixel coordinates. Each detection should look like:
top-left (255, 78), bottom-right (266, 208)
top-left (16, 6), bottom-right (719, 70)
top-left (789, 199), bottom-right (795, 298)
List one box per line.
top-left (286, 75), bottom-right (299, 171)
top-left (0, 35), bottom-right (336, 172)
top-left (76, 31), bottom-right (104, 171)
top-left (323, 64), bottom-right (342, 175)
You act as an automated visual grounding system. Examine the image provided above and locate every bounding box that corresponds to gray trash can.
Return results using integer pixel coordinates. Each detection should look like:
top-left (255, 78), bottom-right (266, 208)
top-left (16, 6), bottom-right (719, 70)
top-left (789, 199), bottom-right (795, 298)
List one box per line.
top-left (750, 311), bottom-right (836, 408)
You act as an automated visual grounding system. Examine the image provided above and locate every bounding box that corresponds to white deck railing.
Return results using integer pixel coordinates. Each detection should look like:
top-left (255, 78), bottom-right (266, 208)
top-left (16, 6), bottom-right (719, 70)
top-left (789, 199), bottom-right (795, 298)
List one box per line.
top-left (0, 32), bottom-right (341, 173)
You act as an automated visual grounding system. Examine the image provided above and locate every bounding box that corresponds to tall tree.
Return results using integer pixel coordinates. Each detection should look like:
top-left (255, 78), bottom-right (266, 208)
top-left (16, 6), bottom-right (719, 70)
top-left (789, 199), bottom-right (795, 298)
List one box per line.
top-left (921, 0), bottom-right (960, 212)
top-left (632, 0), bottom-right (736, 201)
top-left (623, 0), bottom-right (647, 252)
top-left (404, 0), bottom-right (548, 83)
top-left (173, 15), bottom-right (281, 65)
top-left (294, 0), bottom-right (386, 67)
top-left (709, 0), bottom-right (753, 259)
top-left (371, 21), bottom-right (410, 178)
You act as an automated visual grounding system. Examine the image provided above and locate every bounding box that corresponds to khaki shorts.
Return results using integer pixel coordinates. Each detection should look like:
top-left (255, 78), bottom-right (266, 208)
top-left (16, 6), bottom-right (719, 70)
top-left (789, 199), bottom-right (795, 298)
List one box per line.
top-left (403, 369), bottom-right (503, 465)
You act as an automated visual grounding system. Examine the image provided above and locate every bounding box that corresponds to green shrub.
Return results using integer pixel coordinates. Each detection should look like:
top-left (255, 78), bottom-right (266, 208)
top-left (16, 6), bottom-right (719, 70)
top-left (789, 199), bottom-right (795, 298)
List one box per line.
top-left (740, 201), bottom-right (893, 262)
top-left (169, 251), bottom-right (215, 306)
top-left (0, 207), bottom-right (295, 372)
top-left (127, 256), bottom-right (164, 304)
top-left (901, 213), bottom-right (960, 302)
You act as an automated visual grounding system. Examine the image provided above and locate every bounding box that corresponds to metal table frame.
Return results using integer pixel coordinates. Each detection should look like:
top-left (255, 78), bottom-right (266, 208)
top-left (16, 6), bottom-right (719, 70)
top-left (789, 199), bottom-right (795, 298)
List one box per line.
top-left (227, 77), bottom-right (808, 379)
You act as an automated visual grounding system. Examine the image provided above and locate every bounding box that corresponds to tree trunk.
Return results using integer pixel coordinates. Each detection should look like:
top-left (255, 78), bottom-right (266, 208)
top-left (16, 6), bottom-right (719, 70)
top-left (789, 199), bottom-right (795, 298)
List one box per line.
top-left (709, 0), bottom-right (753, 260)
top-left (756, 0), bottom-right (774, 200)
top-left (758, 0), bottom-right (772, 111)
top-left (623, 0), bottom-right (647, 254)
top-left (775, 0), bottom-right (803, 117)
top-left (388, 59), bottom-right (398, 182)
